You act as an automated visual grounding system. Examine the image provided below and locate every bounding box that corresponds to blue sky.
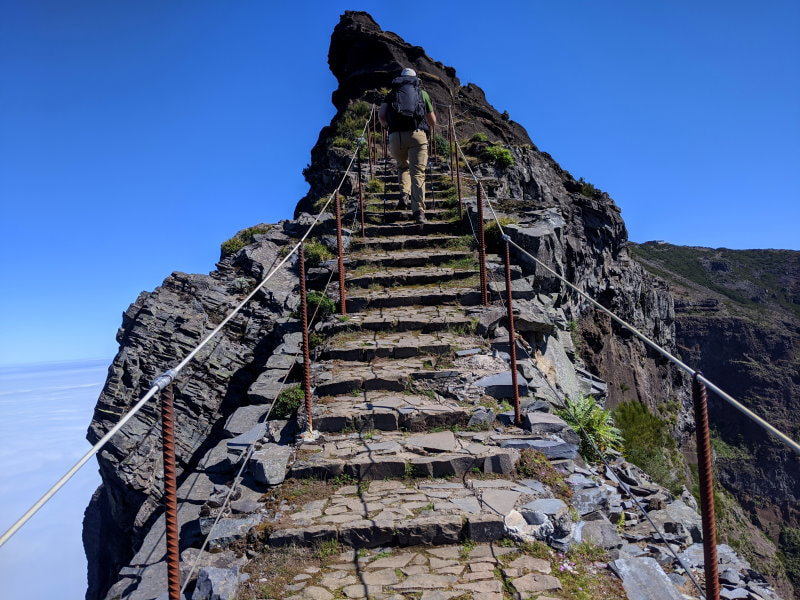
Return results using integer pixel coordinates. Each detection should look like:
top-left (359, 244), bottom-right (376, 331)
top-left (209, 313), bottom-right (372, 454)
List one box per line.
top-left (1, 1), bottom-right (798, 365)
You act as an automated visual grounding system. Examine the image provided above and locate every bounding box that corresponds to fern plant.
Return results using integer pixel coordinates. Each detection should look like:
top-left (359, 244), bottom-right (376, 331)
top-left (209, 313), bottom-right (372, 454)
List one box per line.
top-left (556, 395), bottom-right (623, 463)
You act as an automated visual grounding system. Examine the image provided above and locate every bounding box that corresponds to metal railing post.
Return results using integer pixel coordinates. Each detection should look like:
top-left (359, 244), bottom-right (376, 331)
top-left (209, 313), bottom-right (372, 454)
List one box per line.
top-left (504, 238), bottom-right (522, 426)
top-left (693, 374), bottom-right (720, 600)
top-left (299, 242), bottom-right (313, 434)
top-left (358, 157), bottom-right (365, 238)
top-left (160, 383), bottom-right (181, 600)
top-left (454, 122), bottom-right (463, 218)
top-left (448, 106), bottom-right (455, 181)
top-left (476, 184), bottom-right (489, 306)
top-left (367, 112), bottom-right (374, 179)
top-left (335, 193), bottom-right (347, 315)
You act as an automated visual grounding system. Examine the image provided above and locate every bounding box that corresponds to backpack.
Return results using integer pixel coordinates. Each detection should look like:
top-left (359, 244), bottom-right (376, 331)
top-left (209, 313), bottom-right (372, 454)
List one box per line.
top-left (387, 76), bottom-right (428, 132)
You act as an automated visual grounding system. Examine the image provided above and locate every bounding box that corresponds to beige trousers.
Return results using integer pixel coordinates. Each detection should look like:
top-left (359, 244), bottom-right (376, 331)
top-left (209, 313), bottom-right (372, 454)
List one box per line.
top-left (389, 130), bottom-right (429, 215)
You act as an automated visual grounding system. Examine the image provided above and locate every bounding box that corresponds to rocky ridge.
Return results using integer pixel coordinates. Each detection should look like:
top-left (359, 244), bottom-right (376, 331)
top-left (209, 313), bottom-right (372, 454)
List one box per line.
top-left (84, 11), bottom-right (785, 600)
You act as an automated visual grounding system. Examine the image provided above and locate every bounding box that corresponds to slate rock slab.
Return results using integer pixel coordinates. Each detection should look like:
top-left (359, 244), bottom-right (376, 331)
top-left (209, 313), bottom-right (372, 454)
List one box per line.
top-left (193, 566), bottom-right (248, 600)
top-left (609, 557), bottom-right (683, 600)
top-left (249, 443), bottom-right (292, 485)
top-left (474, 371), bottom-right (529, 399)
top-left (223, 405), bottom-right (271, 438)
top-left (405, 431), bottom-right (458, 453)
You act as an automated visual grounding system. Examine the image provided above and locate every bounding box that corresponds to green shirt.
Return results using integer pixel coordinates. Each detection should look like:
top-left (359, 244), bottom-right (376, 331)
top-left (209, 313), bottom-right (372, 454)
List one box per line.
top-left (421, 89), bottom-right (433, 114)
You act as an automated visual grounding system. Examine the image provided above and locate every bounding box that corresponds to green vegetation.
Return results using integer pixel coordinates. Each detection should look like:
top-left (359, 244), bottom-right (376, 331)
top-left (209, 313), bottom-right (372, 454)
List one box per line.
top-left (272, 385), bottom-right (304, 419)
top-left (459, 538), bottom-right (476, 560)
top-left (330, 100), bottom-right (372, 150)
top-left (445, 235), bottom-right (476, 250)
top-left (710, 430), bottom-right (752, 460)
top-left (220, 225), bottom-right (271, 257)
top-left (483, 217), bottom-right (518, 253)
top-left (470, 132), bottom-right (488, 143)
top-left (556, 395), bottom-right (623, 463)
top-left (578, 177), bottom-right (601, 197)
top-left (567, 319), bottom-right (584, 356)
top-left (303, 239), bottom-right (333, 267)
top-left (306, 291), bottom-right (336, 318)
top-left (481, 144), bottom-right (515, 168)
top-left (779, 527), bottom-right (800, 589)
top-left (516, 449), bottom-right (572, 500)
top-left (312, 539), bottom-right (340, 560)
top-left (435, 134), bottom-right (450, 157)
top-left (366, 178), bottom-right (384, 194)
top-left (613, 400), bottom-right (685, 494)
top-left (312, 196), bottom-right (331, 213)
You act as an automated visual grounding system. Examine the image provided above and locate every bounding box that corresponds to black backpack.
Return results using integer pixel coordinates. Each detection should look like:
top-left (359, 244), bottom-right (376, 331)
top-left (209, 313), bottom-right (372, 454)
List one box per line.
top-left (387, 76), bottom-right (428, 132)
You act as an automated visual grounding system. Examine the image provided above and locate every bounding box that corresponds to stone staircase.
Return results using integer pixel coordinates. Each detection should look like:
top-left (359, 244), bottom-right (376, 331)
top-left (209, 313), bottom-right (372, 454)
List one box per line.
top-left (154, 158), bottom-right (748, 600)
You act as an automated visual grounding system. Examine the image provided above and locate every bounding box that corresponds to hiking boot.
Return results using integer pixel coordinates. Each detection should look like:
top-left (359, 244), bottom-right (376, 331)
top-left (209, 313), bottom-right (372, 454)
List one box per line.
top-left (414, 212), bottom-right (427, 224)
top-left (395, 194), bottom-right (410, 210)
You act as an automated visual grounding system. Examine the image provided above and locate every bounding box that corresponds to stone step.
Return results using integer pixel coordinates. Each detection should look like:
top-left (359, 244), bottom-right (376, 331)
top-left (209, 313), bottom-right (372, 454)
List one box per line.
top-left (265, 476), bottom-right (562, 550)
top-left (348, 248), bottom-right (474, 269)
top-left (325, 306), bottom-right (475, 334)
top-left (312, 356), bottom-right (459, 396)
top-left (289, 431), bottom-right (520, 482)
top-left (319, 330), bottom-right (477, 362)
top-left (363, 208), bottom-right (455, 223)
top-left (270, 541), bottom-right (564, 600)
top-left (312, 391), bottom-right (470, 433)
top-left (362, 221), bottom-right (462, 238)
top-left (352, 234), bottom-right (468, 252)
top-left (348, 266), bottom-right (477, 290)
top-left (345, 285), bottom-right (481, 313)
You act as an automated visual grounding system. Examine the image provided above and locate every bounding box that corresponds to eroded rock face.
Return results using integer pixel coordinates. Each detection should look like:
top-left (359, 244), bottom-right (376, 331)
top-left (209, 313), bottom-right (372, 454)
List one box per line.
top-left (83, 234), bottom-right (300, 600)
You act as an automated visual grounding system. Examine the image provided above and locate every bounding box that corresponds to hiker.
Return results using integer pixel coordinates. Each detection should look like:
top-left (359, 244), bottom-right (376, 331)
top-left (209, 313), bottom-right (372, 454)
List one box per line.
top-left (378, 68), bottom-right (437, 224)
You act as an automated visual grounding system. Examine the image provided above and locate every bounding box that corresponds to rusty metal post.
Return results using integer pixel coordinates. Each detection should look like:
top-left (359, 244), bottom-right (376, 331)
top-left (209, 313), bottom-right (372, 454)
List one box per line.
top-left (455, 135), bottom-right (463, 218)
top-left (431, 121), bottom-right (436, 162)
top-left (504, 239), bottom-right (522, 426)
top-left (160, 383), bottom-right (181, 600)
top-left (448, 107), bottom-right (455, 181)
top-left (476, 184), bottom-right (489, 306)
top-left (382, 125), bottom-right (387, 161)
top-left (299, 242), bottom-right (313, 433)
top-left (367, 119), bottom-right (373, 179)
top-left (693, 374), bottom-right (720, 600)
top-left (358, 157), bottom-right (365, 238)
top-left (335, 193), bottom-right (347, 315)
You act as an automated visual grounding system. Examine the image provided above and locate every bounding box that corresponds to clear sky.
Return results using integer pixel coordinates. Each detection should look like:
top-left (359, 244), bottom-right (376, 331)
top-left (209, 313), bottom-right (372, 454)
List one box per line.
top-left (1, 1), bottom-right (798, 365)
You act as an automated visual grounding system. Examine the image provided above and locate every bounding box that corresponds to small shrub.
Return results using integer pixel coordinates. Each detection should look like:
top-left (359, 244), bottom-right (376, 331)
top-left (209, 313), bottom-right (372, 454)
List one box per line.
top-left (272, 385), bottom-right (304, 419)
top-left (313, 539), bottom-right (340, 560)
top-left (312, 196), bottom-right (331, 213)
top-left (308, 332), bottom-right (325, 350)
top-left (483, 217), bottom-right (518, 253)
top-left (331, 136), bottom-right (354, 150)
top-left (501, 110), bottom-right (510, 121)
top-left (303, 239), bottom-right (333, 268)
top-left (556, 395), bottom-right (623, 463)
top-left (482, 145), bottom-right (515, 168)
top-left (435, 134), bottom-right (450, 157)
top-left (578, 177), bottom-right (601, 197)
top-left (613, 400), bottom-right (684, 493)
top-left (220, 225), bottom-right (271, 258)
top-left (306, 291), bottom-right (336, 319)
top-left (470, 132), bottom-right (488, 143)
top-left (366, 178), bottom-right (384, 194)
top-left (517, 449), bottom-right (572, 499)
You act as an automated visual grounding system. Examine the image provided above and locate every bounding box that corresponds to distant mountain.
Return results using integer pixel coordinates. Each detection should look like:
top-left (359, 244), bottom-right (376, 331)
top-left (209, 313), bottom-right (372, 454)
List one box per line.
top-left (631, 241), bottom-right (800, 590)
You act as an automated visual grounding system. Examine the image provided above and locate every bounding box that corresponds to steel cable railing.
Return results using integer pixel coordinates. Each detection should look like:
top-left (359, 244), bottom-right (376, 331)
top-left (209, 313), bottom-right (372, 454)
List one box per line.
top-left (0, 107), bottom-right (376, 550)
top-left (448, 124), bottom-right (797, 600)
top-left (179, 164), bottom-right (368, 595)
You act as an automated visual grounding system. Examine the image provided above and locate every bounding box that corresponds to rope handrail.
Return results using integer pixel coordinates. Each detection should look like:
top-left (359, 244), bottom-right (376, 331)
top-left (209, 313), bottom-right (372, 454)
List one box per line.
top-left (0, 106), bottom-right (377, 550)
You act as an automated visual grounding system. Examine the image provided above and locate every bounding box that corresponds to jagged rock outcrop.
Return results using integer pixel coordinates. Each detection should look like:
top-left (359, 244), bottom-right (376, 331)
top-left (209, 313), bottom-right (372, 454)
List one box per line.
top-left (84, 11), bottom-right (784, 600)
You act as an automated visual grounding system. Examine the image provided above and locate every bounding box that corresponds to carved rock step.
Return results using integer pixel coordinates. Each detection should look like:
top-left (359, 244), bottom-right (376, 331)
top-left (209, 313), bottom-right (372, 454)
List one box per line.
top-left (362, 221), bottom-right (462, 238)
top-left (266, 478), bottom-right (553, 550)
top-left (362, 208), bottom-right (455, 223)
top-left (348, 248), bottom-right (474, 269)
top-left (352, 234), bottom-right (466, 252)
top-left (278, 542), bottom-right (541, 600)
top-left (348, 266), bottom-right (477, 290)
top-left (312, 391), bottom-right (470, 433)
top-left (325, 306), bottom-right (475, 334)
top-left (346, 286), bottom-right (480, 313)
top-left (320, 330), bottom-right (478, 362)
top-left (312, 357), bottom-right (458, 396)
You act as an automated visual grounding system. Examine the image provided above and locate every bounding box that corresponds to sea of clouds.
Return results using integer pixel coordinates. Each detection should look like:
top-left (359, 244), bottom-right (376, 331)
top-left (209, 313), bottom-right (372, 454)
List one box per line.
top-left (0, 359), bottom-right (107, 599)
